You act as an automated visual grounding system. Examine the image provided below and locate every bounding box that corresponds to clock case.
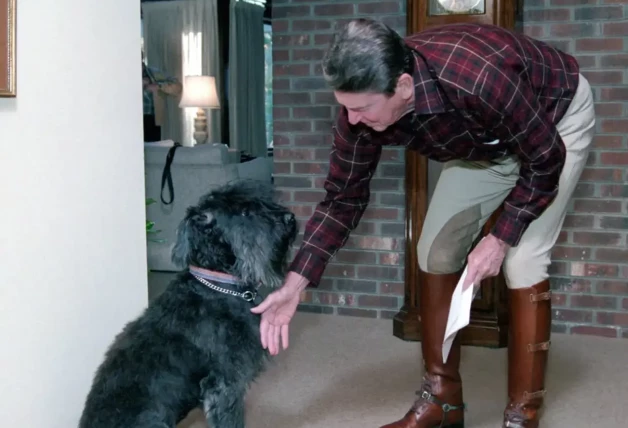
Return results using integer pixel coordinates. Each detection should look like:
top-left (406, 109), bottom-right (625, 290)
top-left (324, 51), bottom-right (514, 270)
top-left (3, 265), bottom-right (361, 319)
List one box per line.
top-left (393, 0), bottom-right (523, 348)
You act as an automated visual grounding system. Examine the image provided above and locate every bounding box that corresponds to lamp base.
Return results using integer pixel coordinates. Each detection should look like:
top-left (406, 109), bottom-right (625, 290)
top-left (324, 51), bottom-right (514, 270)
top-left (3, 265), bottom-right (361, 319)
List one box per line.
top-left (193, 108), bottom-right (208, 145)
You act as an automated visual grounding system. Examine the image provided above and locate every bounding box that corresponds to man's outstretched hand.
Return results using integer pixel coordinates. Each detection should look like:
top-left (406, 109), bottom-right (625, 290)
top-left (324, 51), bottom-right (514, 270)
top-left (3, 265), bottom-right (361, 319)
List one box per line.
top-left (250, 272), bottom-right (308, 356)
top-left (463, 234), bottom-right (510, 291)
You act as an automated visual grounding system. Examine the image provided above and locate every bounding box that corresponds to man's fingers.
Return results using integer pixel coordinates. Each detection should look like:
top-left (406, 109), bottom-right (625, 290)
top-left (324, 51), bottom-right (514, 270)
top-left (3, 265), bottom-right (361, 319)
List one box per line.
top-left (281, 324), bottom-right (289, 350)
top-left (259, 319), bottom-right (269, 349)
top-left (272, 324), bottom-right (280, 356)
top-left (250, 295), bottom-right (273, 314)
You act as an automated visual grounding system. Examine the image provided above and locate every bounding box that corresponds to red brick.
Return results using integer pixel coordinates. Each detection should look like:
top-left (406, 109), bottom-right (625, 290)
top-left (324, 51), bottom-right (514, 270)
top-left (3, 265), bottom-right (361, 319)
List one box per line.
top-left (600, 87), bottom-right (628, 101)
top-left (272, 134), bottom-right (291, 146)
top-left (314, 4), bottom-right (354, 16)
top-left (325, 264), bottom-right (355, 278)
top-left (292, 78), bottom-right (328, 91)
top-left (524, 9), bottom-right (571, 22)
top-left (563, 214), bottom-right (594, 228)
top-left (571, 295), bottom-right (617, 309)
top-left (357, 2), bottom-right (400, 14)
top-left (603, 21), bottom-right (628, 36)
top-left (293, 190), bottom-right (326, 203)
top-left (573, 199), bottom-right (622, 214)
top-left (379, 253), bottom-right (402, 266)
top-left (273, 63), bottom-right (310, 76)
top-left (552, 292), bottom-right (568, 307)
top-left (273, 107), bottom-right (290, 119)
top-left (335, 279), bottom-right (377, 293)
top-left (552, 308), bottom-right (592, 323)
top-left (274, 148), bottom-right (317, 161)
top-left (573, 231), bottom-right (622, 246)
top-left (294, 134), bottom-right (332, 147)
top-left (273, 49), bottom-right (290, 62)
top-left (349, 236), bottom-right (398, 251)
top-left (291, 19), bottom-right (332, 32)
top-left (599, 216), bottom-right (628, 230)
top-left (357, 294), bottom-right (399, 308)
top-left (550, 0), bottom-right (596, 4)
top-left (273, 5), bottom-right (311, 19)
top-left (549, 22), bottom-right (597, 37)
top-left (274, 161), bottom-right (291, 175)
top-left (601, 119), bottom-right (628, 133)
top-left (571, 325), bottom-right (619, 339)
top-left (274, 92), bottom-right (310, 105)
top-left (574, 55), bottom-right (597, 68)
top-left (523, 25), bottom-right (545, 38)
top-left (353, 221), bottom-right (377, 235)
top-left (552, 245), bottom-right (591, 260)
top-left (623, 298), bottom-right (628, 311)
top-left (595, 248), bottom-right (628, 263)
top-left (574, 6), bottom-right (623, 21)
top-left (600, 184), bottom-right (628, 197)
top-left (600, 54), bottom-right (628, 68)
top-left (572, 183), bottom-right (595, 197)
top-left (274, 120), bottom-right (312, 133)
top-left (337, 307), bottom-right (377, 318)
top-left (311, 291), bottom-right (342, 305)
top-left (600, 152), bottom-right (628, 166)
top-left (593, 135), bottom-right (625, 149)
top-left (576, 38), bottom-right (623, 52)
top-left (594, 103), bottom-right (624, 117)
top-left (273, 34), bottom-right (310, 47)
top-left (293, 162), bottom-right (329, 174)
top-left (273, 79), bottom-right (290, 91)
top-left (292, 48), bottom-right (325, 61)
top-left (596, 281), bottom-right (628, 295)
top-left (289, 204), bottom-right (313, 218)
top-left (551, 278), bottom-right (591, 293)
top-left (335, 250), bottom-right (377, 265)
top-left (293, 106), bottom-right (332, 119)
top-left (597, 312), bottom-right (628, 327)
top-left (314, 34), bottom-right (333, 46)
top-left (379, 282), bottom-right (404, 295)
top-left (570, 262), bottom-right (619, 277)
top-left (361, 208), bottom-right (399, 221)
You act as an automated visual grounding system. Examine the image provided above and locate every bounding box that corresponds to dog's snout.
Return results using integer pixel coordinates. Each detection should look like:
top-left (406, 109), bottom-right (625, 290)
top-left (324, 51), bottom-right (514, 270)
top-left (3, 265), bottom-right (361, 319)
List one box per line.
top-left (283, 213), bottom-right (295, 224)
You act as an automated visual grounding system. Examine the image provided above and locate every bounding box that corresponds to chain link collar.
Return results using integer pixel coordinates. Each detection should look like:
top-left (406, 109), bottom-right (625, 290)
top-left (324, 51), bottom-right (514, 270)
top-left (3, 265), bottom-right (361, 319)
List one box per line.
top-left (191, 273), bottom-right (258, 303)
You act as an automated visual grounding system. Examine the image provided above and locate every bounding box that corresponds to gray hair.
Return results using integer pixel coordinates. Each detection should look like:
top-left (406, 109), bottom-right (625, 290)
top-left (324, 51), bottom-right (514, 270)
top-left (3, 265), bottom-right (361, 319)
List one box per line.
top-left (322, 18), bottom-right (412, 95)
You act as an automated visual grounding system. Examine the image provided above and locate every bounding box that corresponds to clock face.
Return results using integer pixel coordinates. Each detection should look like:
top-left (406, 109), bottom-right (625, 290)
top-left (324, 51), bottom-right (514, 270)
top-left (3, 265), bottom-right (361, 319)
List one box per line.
top-left (429, 0), bottom-right (485, 15)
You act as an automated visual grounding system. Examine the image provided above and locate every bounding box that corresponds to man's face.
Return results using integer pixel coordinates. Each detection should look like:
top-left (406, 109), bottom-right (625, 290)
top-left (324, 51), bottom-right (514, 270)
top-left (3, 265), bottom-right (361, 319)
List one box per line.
top-left (333, 73), bottom-right (415, 132)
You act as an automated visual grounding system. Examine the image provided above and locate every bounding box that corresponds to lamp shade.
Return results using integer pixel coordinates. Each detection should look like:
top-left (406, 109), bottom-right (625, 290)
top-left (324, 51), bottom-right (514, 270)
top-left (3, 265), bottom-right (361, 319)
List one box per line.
top-left (179, 75), bottom-right (220, 109)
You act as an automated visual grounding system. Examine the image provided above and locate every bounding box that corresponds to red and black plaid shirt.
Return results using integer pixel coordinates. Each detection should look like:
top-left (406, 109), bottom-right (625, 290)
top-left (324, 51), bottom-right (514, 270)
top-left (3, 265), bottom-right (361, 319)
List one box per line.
top-left (291, 23), bottom-right (581, 286)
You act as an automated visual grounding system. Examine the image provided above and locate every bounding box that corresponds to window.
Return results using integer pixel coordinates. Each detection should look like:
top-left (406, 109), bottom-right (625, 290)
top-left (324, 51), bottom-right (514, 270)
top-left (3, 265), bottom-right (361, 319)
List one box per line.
top-left (264, 23), bottom-right (272, 149)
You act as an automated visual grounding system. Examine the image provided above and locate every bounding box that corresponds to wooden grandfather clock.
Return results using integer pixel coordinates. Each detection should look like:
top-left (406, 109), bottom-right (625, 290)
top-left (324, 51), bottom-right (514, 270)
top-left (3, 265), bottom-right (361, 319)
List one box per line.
top-left (392, 0), bottom-right (523, 348)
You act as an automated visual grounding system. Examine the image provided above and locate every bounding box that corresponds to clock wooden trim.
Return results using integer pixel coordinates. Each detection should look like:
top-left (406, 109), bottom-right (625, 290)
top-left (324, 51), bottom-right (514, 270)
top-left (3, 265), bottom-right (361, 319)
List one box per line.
top-left (392, 0), bottom-right (520, 348)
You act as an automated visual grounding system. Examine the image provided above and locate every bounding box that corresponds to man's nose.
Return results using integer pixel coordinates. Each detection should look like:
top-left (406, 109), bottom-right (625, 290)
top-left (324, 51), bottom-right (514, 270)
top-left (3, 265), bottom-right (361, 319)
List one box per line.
top-left (347, 110), bottom-right (361, 125)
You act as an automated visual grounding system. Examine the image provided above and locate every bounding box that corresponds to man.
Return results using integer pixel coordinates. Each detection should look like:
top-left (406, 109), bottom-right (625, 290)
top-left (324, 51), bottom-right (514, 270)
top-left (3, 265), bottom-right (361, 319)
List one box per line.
top-left (251, 19), bottom-right (595, 428)
top-left (142, 53), bottom-right (182, 142)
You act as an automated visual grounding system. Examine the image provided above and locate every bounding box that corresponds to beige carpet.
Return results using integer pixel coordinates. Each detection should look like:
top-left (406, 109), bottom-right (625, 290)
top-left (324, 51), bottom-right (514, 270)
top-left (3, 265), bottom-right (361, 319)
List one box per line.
top-left (178, 312), bottom-right (628, 428)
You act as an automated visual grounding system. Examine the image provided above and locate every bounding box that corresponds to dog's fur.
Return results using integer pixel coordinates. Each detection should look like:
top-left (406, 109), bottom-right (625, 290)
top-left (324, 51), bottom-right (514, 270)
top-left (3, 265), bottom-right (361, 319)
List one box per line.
top-left (78, 180), bottom-right (298, 428)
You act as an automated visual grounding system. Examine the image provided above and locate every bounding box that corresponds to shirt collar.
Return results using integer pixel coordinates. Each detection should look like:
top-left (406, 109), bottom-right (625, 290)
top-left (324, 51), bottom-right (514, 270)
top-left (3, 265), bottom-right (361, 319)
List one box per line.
top-left (409, 49), bottom-right (447, 116)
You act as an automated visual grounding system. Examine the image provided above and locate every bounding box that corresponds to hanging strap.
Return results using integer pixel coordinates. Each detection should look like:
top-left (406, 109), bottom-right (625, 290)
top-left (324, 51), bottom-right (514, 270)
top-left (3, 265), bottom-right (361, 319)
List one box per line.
top-left (160, 142), bottom-right (182, 205)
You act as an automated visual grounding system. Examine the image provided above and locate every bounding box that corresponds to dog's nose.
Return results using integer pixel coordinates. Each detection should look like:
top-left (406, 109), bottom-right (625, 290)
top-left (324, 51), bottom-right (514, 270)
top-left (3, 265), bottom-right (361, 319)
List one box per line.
top-left (284, 213), bottom-right (295, 224)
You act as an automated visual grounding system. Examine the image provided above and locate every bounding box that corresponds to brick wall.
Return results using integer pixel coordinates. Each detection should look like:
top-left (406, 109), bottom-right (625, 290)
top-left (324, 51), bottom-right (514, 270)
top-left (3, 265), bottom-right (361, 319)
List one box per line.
top-left (271, 0), bottom-right (628, 339)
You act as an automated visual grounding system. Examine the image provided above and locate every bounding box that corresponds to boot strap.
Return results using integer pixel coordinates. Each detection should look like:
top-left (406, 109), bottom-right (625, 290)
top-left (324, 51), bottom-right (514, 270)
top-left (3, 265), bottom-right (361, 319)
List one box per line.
top-left (527, 340), bottom-right (551, 352)
top-left (413, 389), bottom-right (466, 427)
top-left (529, 290), bottom-right (551, 302)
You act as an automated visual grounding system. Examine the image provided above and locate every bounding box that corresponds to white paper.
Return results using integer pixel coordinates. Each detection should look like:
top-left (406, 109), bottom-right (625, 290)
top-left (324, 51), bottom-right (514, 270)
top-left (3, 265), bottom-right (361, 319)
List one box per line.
top-left (442, 266), bottom-right (480, 364)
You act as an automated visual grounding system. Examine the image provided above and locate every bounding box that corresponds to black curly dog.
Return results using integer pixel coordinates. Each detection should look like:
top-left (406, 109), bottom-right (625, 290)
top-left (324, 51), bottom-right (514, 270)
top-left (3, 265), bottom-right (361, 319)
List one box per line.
top-left (78, 180), bottom-right (298, 428)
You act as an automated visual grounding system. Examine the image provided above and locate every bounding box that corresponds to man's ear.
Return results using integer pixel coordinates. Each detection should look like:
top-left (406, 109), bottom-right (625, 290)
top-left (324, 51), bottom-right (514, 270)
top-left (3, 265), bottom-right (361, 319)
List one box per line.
top-left (395, 73), bottom-right (414, 100)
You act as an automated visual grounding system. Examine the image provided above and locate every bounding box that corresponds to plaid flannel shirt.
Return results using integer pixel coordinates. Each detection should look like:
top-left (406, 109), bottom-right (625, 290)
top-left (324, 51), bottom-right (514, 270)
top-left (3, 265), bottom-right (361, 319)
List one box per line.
top-left (290, 23), bottom-right (581, 287)
top-left (143, 64), bottom-right (180, 115)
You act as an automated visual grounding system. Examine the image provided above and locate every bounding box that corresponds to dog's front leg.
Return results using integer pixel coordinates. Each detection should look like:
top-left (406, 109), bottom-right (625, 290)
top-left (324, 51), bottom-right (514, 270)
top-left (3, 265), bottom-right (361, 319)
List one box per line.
top-left (200, 376), bottom-right (246, 428)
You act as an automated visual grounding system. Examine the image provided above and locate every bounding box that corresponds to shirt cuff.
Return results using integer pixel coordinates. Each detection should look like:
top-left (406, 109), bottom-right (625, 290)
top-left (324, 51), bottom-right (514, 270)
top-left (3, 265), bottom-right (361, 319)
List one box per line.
top-left (490, 211), bottom-right (529, 247)
top-left (289, 249), bottom-right (329, 288)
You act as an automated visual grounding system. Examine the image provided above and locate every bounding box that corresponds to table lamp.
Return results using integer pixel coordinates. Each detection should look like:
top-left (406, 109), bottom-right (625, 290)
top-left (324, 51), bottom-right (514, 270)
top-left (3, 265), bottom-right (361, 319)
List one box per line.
top-left (178, 75), bottom-right (220, 145)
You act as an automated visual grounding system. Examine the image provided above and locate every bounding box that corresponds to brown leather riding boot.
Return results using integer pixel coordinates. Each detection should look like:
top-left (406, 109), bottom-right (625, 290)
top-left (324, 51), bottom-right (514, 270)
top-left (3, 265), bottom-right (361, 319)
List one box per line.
top-left (380, 271), bottom-right (465, 428)
top-left (502, 280), bottom-right (552, 428)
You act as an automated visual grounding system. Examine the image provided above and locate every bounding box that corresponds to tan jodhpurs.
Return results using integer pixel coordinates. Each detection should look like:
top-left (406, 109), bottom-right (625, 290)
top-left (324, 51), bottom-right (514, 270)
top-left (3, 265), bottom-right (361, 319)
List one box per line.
top-left (417, 74), bottom-right (596, 289)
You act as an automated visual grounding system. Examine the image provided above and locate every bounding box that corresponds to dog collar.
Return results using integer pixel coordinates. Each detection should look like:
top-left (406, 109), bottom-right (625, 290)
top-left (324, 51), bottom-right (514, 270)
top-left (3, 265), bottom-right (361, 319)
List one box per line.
top-left (188, 266), bottom-right (262, 305)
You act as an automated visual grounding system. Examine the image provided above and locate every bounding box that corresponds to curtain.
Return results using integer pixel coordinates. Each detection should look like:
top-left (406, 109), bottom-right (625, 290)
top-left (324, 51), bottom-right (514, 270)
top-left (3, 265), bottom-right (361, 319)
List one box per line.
top-left (142, 0), bottom-right (221, 146)
top-left (229, 0), bottom-right (267, 157)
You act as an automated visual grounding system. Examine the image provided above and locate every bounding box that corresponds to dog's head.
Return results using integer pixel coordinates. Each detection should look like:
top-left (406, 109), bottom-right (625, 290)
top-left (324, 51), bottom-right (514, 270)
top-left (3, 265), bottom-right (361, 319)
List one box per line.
top-left (171, 180), bottom-right (298, 288)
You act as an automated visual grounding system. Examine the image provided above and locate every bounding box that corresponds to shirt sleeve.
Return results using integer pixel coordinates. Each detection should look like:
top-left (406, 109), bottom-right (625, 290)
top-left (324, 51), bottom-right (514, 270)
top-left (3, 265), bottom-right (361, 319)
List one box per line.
top-left (469, 66), bottom-right (567, 247)
top-left (289, 108), bottom-right (382, 286)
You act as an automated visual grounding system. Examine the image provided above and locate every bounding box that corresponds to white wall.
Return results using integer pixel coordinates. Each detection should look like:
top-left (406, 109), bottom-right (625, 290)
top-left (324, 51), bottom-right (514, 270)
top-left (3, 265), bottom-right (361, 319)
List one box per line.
top-left (0, 1), bottom-right (148, 426)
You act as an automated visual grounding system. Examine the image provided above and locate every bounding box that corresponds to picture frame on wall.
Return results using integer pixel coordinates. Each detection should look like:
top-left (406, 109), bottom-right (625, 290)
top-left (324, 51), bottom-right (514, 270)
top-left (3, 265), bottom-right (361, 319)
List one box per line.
top-left (0, 0), bottom-right (16, 97)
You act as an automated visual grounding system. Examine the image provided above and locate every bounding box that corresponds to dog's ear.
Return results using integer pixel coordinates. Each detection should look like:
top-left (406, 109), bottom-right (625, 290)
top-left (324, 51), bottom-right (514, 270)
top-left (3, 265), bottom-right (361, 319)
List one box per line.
top-left (171, 217), bottom-right (191, 269)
